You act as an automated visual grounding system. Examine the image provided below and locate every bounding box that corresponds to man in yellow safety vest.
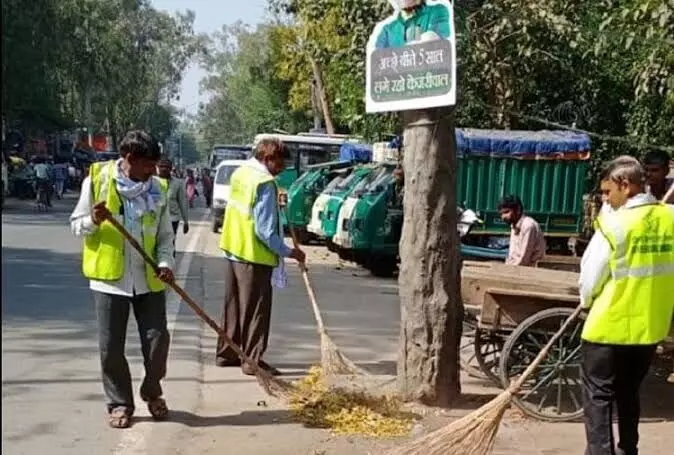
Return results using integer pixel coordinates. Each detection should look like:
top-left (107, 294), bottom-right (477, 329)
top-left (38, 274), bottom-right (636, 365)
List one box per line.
top-left (70, 130), bottom-right (175, 429)
top-left (216, 138), bottom-right (305, 375)
top-left (579, 156), bottom-right (674, 455)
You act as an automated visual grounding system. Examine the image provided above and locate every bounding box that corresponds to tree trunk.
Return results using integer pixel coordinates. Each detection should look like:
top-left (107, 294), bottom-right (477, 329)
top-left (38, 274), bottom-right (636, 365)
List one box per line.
top-left (397, 107), bottom-right (463, 407)
top-left (308, 57), bottom-right (335, 135)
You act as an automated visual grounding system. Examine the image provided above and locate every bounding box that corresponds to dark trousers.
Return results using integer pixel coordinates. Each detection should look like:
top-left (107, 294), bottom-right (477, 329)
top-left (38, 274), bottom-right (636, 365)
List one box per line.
top-left (94, 291), bottom-right (170, 415)
top-left (171, 221), bottom-right (180, 257)
top-left (216, 258), bottom-right (273, 366)
top-left (582, 342), bottom-right (656, 455)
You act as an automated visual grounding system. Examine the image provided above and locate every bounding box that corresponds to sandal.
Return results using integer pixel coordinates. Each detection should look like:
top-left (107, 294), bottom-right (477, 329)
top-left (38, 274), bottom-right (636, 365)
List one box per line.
top-left (108, 408), bottom-right (131, 429)
top-left (147, 397), bottom-right (169, 421)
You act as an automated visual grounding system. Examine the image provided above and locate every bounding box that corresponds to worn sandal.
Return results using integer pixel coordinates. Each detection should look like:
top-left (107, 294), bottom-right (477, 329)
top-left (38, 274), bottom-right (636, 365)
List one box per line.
top-left (108, 408), bottom-right (131, 429)
top-left (147, 398), bottom-right (169, 421)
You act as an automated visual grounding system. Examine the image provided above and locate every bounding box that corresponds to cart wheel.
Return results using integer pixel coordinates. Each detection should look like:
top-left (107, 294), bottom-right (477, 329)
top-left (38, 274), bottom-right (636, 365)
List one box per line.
top-left (460, 313), bottom-right (488, 379)
top-left (499, 307), bottom-right (586, 422)
top-left (474, 327), bottom-right (504, 385)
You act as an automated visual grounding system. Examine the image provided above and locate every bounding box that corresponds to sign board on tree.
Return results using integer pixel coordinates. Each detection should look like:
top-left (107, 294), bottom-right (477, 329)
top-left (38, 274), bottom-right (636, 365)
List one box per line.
top-left (365, 0), bottom-right (457, 113)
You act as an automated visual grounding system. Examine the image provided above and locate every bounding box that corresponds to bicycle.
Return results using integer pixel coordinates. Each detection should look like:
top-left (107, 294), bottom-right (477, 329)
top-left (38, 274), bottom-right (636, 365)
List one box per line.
top-left (36, 181), bottom-right (49, 212)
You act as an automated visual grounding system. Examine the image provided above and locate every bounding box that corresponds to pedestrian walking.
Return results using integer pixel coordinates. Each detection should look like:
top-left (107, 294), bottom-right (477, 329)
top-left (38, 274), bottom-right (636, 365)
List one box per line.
top-left (185, 169), bottom-right (198, 208)
top-left (69, 130), bottom-right (175, 429)
top-left (157, 158), bottom-right (189, 249)
top-left (53, 161), bottom-right (68, 199)
top-left (498, 195), bottom-right (546, 266)
top-left (579, 156), bottom-right (674, 455)
top-left (215, 138), bottom-right (305, 375)
top-left (201, 168), bottom-right (213, 208)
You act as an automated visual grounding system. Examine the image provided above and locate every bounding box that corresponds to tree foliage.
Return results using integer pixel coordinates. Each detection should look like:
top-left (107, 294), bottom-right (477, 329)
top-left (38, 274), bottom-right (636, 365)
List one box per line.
top-left (2, 0), bottom-right (200, 143)
top-left (198, 22), bottom-right (307, 146)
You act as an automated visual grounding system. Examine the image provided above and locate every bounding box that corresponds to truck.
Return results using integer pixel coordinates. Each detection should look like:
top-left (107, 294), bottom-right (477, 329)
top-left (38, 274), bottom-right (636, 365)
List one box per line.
top-left (339, 129), bottom-right (591, 276)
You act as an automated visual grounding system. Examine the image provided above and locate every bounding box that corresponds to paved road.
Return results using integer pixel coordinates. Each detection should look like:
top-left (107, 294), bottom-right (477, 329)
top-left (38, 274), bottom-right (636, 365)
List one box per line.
top-left (1, 194), bottom-right (211, 455)
top-left (3, 194), bottom-right (671, 455)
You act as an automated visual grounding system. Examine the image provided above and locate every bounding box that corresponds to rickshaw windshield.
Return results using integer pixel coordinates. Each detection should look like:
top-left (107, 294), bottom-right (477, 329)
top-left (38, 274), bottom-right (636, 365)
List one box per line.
top-left (365, 168), bottom-right (393, 194)
top-left (333, 172), bottom-right (358, 191)
top-left (324, 175), bottom-right (344, 192)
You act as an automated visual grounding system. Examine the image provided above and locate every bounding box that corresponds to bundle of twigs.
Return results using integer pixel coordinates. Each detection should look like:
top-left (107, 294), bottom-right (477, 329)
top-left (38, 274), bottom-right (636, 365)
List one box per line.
top-left (102, 207), bottom-right (300, 400)
top-left (389, 304), bottom-right (585, 455)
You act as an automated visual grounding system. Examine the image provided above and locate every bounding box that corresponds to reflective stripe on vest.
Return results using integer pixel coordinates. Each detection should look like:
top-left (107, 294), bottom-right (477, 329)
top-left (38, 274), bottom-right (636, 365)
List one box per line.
top-left (82, 161), bottom-right (167, 292)
top-left (582, 203), bottom-right (674, 345)
top-left (219, 165), bottom-right (279, 266)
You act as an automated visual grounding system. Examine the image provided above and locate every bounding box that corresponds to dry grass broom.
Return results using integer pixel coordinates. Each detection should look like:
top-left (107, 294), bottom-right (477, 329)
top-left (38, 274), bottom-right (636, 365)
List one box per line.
top-left (102, 206), bottom-right (300, 400)
top-left (286, 219), bottom-right (368, 376)
top-left (389, 303), bottom-right (585, 455)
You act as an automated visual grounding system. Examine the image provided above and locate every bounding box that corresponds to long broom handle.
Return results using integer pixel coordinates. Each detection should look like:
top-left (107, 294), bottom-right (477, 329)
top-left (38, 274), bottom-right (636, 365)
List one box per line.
top-left (285, 219), bottom-right (328, 333)
top-left (509, 303), bottom-right (584, 392)
top-left (102, 211), bottom-right (266, 376)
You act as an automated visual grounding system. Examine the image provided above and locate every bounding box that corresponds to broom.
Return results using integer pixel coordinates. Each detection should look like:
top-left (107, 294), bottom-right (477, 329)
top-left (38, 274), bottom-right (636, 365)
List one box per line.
top-left (390, 303), bottom-right (585, 455)
top-left (285, 219), bottom-right (368, 376)
top-left (101, 206), bottom-right (299, 400)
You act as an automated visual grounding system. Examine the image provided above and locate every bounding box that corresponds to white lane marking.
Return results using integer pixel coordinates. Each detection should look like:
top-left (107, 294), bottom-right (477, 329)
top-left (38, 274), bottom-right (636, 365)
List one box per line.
top-left (166, 212), bottom-right (209, 337)
top-left (112, 210), bottom-right (209, 455)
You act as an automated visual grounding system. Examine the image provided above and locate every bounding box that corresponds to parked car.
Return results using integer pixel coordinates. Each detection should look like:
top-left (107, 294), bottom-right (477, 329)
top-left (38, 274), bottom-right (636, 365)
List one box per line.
top-left (210, 159), bottom-right (247, 233)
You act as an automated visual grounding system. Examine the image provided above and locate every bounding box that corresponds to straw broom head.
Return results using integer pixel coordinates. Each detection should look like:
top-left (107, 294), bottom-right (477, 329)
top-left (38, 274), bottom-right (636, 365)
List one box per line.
top-left (390, 304), bottom-right (585, 455)
top-left (320, 330), bottom-right (371, 376)
top-left (287, 222), bottom-right (370, 377)
top-left (388, 390), bottom-right (512, 455)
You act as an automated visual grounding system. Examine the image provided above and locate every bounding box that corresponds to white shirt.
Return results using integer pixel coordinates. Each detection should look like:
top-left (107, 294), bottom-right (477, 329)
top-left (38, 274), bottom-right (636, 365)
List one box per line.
top-left (70, 173), bottom-right (174, 297)
top-left (579, 193), bottom-right (674, 308)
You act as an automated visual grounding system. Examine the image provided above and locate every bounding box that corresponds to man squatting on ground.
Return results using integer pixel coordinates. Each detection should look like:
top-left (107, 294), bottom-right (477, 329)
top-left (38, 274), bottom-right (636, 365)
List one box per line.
top-left (70, 130), bottom-right (175, 429)
top-left (579, 156), bottom-right (674, 455)
top-left (215, 138), bottom-right (306, 375)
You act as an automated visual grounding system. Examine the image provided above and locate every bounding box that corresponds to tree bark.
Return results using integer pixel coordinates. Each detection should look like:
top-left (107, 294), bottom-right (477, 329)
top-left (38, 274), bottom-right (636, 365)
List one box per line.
top-left (397, 107), bottom-right (463, 407)
top-left (308, 56), bottom-right (335, 135)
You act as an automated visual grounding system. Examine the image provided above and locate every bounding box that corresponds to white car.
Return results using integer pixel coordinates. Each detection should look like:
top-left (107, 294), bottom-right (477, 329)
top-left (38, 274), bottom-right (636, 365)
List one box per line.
top-left (210, 159), bottom-right (247, 233)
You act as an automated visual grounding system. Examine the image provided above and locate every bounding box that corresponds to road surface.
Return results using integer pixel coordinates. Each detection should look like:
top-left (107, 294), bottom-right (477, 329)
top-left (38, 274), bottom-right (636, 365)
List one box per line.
top-left (2, 194), bottom-right (672, 455)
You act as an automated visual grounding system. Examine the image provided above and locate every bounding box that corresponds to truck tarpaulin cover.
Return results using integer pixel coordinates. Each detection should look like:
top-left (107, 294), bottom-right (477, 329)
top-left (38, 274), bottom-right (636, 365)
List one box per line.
top-left (456, 129), bottom-right (591, 159)
top-left (339, 143), bottom-right (373, 163)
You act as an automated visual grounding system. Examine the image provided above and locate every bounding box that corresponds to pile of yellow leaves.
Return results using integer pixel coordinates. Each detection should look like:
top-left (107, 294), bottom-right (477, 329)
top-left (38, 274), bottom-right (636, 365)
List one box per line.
top-left (289, 366), bottom-right (414, 438)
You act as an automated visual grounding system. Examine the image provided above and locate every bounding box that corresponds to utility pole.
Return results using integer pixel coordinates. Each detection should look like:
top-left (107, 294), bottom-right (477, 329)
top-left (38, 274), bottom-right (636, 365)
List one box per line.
top-left (178, 133), bottom-right (183, 169)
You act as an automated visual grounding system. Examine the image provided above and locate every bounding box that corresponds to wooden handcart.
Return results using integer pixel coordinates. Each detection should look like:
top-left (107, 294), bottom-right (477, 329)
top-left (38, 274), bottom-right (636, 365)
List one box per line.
top-left (460, 261), bottom-right (585, 422)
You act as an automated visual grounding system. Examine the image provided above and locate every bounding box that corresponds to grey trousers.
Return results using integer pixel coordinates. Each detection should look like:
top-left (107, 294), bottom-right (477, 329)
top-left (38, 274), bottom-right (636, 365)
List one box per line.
top-left (94, 291), bottom-right (170, 415)
top-left (216, 258), bottom-right (273, 365)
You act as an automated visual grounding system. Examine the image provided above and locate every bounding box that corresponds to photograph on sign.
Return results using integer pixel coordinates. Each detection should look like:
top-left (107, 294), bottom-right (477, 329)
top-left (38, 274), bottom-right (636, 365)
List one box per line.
top-left (365, 0), bottom-right (457, 113)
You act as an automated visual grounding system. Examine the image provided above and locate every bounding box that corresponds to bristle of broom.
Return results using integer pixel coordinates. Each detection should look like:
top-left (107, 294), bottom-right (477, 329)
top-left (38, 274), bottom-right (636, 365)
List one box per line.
top-left (320, 331), bottom-right (370, 376)
top-left (388, 390), bottom-right (513, 455)
top-left (253, 368), bottom-right (302, 400)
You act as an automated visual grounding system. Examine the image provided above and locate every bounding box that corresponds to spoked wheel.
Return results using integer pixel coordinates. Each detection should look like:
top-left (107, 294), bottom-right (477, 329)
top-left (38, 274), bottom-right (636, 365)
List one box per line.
top-left (460, 313), bottom-right (488, 379)
top-left (499, 307), bottom-right (586, 422)
top-left (474, 327), bottom-right (505, 385)
top-left (460, 311), bottom-right (504, 385)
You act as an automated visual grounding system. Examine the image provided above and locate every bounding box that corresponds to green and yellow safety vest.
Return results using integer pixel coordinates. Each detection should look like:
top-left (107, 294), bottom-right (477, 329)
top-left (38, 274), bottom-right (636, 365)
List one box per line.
top-left (81, 161), bottom-right (169, 292)
top-left (582, 202), bottom-right (674, 345)
top-left (219, 165), bottom-right (279, 267)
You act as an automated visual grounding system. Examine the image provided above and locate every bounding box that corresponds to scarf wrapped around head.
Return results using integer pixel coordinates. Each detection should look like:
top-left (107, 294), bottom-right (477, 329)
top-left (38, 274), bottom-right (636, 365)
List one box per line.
top-left (115, 160), bottom-right (162, 220)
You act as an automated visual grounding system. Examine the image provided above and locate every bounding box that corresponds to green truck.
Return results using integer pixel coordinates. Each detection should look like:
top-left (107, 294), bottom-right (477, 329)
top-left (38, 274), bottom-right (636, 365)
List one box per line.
top-left (337, 129), bottom-right (592, 276)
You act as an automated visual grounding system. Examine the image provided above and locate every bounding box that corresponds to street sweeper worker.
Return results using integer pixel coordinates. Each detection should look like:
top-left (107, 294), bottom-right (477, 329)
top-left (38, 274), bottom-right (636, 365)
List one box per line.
top-left (578, 156), bottom-right (674, 455)
top-left (216, 137), bottom-right (305, 376)
top-left (69, 130), bottom-right (174, 429)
